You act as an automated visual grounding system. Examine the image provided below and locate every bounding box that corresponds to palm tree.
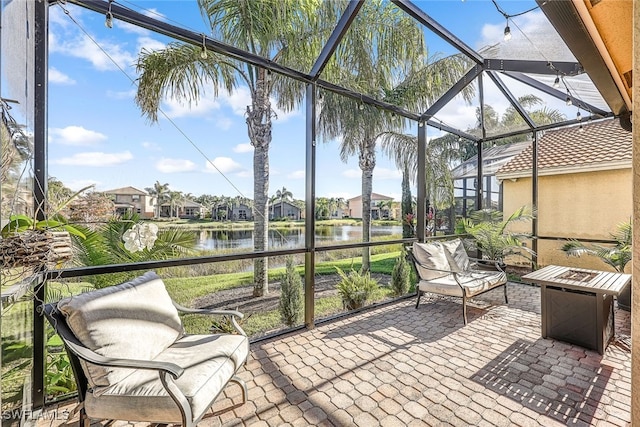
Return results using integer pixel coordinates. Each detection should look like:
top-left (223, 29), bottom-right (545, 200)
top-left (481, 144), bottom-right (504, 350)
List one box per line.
top-left (276, 187), bottom-right (293, 216)
top-left (168, 191), bottom-right (184, 218)
top-left (381, 132), bottom-right (462, 235)
top-left (135, 0), bottom-right (332, 296)
top-left (318, 4), bottom-right (472, 271)
top-left (145, 181), bottom-right (170, 218)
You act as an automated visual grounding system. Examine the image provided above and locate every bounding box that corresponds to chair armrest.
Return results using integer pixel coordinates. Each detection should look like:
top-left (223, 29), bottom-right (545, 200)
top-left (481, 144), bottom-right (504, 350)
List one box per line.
top-left (173, 302), bottom-right (247, 336)
top-left (63, 338), bottom-right (184, 379)
top-left (467, 257), bottom-right (505, 273)
top-left (173, 302), bottom-right (244, 319)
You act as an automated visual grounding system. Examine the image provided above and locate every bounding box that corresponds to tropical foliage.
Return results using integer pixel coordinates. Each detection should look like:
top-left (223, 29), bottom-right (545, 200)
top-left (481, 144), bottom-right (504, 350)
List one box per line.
top-left (561, 220), bottom-right (632, 273)
top-left (462, 206), bottom-right (535, 263)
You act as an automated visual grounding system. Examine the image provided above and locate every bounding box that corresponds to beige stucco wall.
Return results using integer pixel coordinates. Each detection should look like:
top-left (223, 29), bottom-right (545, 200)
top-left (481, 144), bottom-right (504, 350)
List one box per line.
top-left (631, 1), bottom-right (639, 422)
top-left (502, 168), bottom-right (631, 269)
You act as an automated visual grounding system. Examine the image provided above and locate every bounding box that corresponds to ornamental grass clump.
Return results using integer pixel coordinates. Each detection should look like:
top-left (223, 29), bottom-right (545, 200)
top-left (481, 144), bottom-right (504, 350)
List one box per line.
top-left (279, 257), bottom-right (303, 327)
top-left (335, 266), bottom-right (379, 310)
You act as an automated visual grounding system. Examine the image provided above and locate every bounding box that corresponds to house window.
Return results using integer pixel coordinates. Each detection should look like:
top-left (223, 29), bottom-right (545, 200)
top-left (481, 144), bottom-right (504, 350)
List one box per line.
top-left (238, 209), bottom-right (247, 220)
top-left (132, 195), bottom-right (140, 201)
top-left (136, 208), bottom-right (141, 214)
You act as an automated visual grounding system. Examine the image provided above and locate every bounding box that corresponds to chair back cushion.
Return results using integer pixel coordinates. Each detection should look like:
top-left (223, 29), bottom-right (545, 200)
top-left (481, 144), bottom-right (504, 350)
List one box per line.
top-left (58, 271), bottom-right (183, 389)
top-left (440, 239), bottom-right (470, 272)
top-left (412, 242), bottom-right (450, 280)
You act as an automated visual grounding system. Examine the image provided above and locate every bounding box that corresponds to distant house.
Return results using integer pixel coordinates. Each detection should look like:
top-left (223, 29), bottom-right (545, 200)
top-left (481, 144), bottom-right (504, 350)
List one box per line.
top-left (213, 203), bottom-right (253, 221)
top-left (270, 201), bottom-right (302, 220)
top-left (496, 118), bottom-right (631, 268)
top-left (347, 193), bottom-right (394, 219)
top-left (103, 186), bottom-right (155, 218)
top-left (160, 200), bottom-right (204, 219)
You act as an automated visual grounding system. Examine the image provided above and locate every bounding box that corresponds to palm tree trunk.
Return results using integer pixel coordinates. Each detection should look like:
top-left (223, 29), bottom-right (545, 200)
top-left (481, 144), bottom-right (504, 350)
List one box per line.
top-left (360, 140), bottom-right (375, 272)
top-left (251, 72), bottom-right (271, 297)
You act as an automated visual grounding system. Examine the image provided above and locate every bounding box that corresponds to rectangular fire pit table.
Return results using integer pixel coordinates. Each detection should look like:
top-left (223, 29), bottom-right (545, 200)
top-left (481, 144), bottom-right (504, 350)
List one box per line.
top-left (522, 265), bottom-right (631, 355)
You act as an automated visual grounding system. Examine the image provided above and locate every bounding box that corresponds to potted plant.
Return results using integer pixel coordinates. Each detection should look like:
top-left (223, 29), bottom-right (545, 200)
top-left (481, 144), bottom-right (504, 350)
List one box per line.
top-left (561, 220), bottom-right (631, 310)
top-left (0, 214), bottom-right (86, 269)
top-left (461, 205), bottom-right (536, 270)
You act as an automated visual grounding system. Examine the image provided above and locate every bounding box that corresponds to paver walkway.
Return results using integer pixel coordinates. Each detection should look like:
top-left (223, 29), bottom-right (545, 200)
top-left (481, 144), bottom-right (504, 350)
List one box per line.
top-left (39, 282), bottom-right (631, 426)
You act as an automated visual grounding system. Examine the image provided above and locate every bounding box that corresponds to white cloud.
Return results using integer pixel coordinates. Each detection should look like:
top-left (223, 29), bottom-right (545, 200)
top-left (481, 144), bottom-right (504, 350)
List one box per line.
top-left (48, 67), bottom-right (76, 85)
top-left (137, 36), bottom-right (166, 53)
top-left (324, 191), bottom-right (353, 199)
top-left (65, 179), bottom-right (99, 192)
top-left (141, 141), bottom-right (161, 151)
top-left (163, 95), bottom-right (221, 119)
top-left (374, 167), bottom-right (402, 180)
top-left (216, 116), bottom-right (233, 130)
top-left (204, 157), bottom-right (243, 174)
top-left (343, 169), bottom-right (361, 179)
top-left (476, 11), bottom-right (573, 61)
top-left (50, 34), bottom-right (135, 71)
top-left (287, 170), bottom-right (305, 179)
top-left (233, 143), bottom-right (253, 153)
top-left (107, 89), bottom-right (136, 100)
top-left (236, 170), bottom-right (253, 178)
top-left (155, 158), bottom-right (197, 173)
top-left (53, 151), bottom-right (133, 166)
top-left (49, 126), bottom-right (107, 146)
top-left (115, 20), bottom-right (151, 36)
top-left (142, 8), bottom-right (166, 20)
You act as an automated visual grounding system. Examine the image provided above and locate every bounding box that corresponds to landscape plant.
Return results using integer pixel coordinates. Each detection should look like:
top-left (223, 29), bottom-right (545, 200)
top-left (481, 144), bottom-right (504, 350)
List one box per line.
top-left (335, 266), bottom-right (379, 311)
top-left (561, 220), bottom-right (631, 273)
top-left (461, 206), bottom-right (535, 265)
top-left (390, 247), bottom-right (411, 297)
top-left (278, 257), bottom-right (304, 327)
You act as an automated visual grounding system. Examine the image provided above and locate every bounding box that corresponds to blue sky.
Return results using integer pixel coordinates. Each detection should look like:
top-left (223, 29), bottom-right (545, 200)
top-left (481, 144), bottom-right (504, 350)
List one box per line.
top-left (28, 0), bottom-right (589, 203)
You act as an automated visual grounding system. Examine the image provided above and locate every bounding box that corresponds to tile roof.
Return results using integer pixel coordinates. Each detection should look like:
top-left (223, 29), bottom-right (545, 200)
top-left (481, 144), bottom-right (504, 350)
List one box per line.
top-left (102, 186), bottom-right (148, 196)
top-left (496, 118), bottom-right (631, 177)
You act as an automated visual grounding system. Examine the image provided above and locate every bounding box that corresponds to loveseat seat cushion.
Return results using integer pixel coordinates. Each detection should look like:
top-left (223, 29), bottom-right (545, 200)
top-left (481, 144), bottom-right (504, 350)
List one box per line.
top-left (417, 270), bottom-right (506, 298)
top-left (58, 271), bottom-right (183, 389)
top-left (84, 333), bottom-right (249, 423)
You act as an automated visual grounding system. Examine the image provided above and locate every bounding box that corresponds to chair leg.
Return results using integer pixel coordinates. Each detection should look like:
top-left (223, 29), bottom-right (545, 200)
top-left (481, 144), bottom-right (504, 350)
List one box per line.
top-left (415, 291), bottom-right (422, 308)
top-left (230, 375), bottom-right (248, 404)
top-left (503, 283), bottom-right (509, 304)
top-left (462, 294), bottom-right (468, 325)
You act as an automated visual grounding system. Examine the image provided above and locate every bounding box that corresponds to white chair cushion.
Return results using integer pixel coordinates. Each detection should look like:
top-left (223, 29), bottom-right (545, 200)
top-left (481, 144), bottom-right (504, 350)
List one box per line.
top-left (412, 242), bottom-right (450, 280)
top-left (440, 239), bottom-right (470, 272)
top-left (84, 333), bottom-right (249, 423)
top-left (418, 271), bottom-right (506, 298)
top-left (58, 271), bottom-right (183, 388)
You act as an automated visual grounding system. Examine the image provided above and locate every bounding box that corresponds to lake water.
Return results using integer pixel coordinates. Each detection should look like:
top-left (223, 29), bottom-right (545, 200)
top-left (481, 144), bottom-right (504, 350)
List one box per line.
top-left (196, 225), bottom-right (403, 250)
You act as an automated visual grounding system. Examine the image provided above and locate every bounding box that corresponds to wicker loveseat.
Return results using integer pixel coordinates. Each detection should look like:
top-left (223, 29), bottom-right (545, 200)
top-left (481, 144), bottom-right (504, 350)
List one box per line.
top-left (42, 271), bottom-right (249, 427)
top-left (410, 239), bottom-right (508, 324)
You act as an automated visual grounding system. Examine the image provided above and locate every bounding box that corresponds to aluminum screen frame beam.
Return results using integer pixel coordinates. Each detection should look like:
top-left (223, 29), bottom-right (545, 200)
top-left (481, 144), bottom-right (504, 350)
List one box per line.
top-left (391, 0), bottom-right (483, 65)
top-left (484, 59), bottom-right (583, 76)
top-left (503, 71), bottom-right (609, 116)
top-left (62, 0), bottom-right (420, 121)
top-left (421, 65), bottom-right (482, 121)
top-left (487, 70), bottom-right (535, 129)
top-left (310, 0), bottom-right (363, 79)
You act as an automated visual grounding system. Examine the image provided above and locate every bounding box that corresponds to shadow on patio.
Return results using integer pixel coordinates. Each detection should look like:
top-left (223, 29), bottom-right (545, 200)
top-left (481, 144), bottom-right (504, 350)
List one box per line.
top-left (42, 282), bottom-right (631, 427)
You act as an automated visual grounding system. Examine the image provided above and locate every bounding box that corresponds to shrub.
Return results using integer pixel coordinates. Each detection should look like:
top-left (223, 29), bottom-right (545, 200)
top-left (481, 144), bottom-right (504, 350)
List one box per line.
top-left (335, 266), bottom-right (379, 310)
top-left (391, 248), bottom-right (411, 297)
top-left (279, 257), bottom-right (304, 326)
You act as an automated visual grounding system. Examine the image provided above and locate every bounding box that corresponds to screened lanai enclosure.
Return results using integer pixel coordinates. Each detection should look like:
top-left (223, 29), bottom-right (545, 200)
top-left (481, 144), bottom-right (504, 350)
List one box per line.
top-left (0, 0), bottom-right (634, 422)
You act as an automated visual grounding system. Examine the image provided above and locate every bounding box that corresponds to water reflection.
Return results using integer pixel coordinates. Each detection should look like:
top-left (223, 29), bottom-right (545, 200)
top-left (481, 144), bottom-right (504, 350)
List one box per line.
top-left (196, 225), bottom-right (402, 250)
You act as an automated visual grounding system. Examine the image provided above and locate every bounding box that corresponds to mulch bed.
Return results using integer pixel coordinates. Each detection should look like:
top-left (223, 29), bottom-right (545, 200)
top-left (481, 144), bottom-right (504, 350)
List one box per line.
top-left (194, 273), bottom-right (391, 314)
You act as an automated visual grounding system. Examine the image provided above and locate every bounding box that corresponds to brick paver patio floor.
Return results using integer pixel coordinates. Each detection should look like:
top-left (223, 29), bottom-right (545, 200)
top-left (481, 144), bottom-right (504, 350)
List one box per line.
top-left (40, 282), bottom-right (631, 426)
